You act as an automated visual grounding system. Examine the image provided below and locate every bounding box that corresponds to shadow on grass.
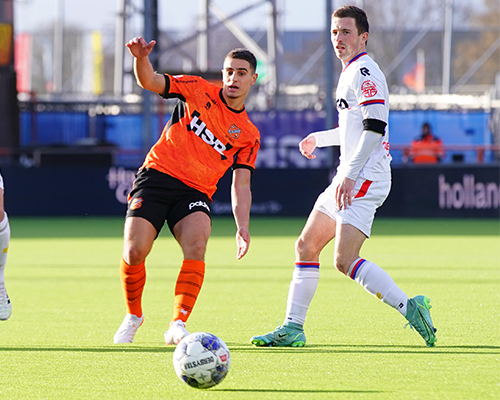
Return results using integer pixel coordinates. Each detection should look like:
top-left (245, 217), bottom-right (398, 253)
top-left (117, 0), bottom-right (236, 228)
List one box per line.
top-left (1, 343), bottom-right (498, 355)
top-left (0, 345), bottom-right (174, 353)
top-left (227, 343), bottom-right (500, 355)
top-left (215, 388), bottom-right (381, 394)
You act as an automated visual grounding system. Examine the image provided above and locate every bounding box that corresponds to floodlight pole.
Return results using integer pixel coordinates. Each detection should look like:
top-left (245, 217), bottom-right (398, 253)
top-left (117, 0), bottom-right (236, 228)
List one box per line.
top-left (142, 0), bottom-right (158, 158)
top-left (442, 0), bottom-right (453, 94)
top-left (198, 0), bottom-right (209, 71)
top-left (114, 0), bottom-right (127, 96)
top-left (267, 0), bottom-right (280, 104)
top-left (53, 0), bottom-right (64, 93)
top-left (325, 0), bottom-right (334, 130)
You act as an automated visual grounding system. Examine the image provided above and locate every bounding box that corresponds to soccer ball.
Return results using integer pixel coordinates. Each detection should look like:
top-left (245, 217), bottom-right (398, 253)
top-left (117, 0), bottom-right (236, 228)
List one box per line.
top-left (173, 332), bottom-right (231, 389)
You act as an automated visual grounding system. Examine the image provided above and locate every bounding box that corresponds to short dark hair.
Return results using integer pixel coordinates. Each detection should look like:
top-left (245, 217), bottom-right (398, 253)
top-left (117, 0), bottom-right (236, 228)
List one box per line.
top-left (333, 5), bottom-right (369, 36)
top-left (225, 48), bottom-right (257, 74)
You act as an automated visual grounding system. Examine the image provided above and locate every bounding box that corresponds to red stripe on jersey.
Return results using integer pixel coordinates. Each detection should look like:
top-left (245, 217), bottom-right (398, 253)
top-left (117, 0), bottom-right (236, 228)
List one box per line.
top-left (360, 99), bottom-right (385, 106)
top-left (354, 180), bottom-right (373, 198)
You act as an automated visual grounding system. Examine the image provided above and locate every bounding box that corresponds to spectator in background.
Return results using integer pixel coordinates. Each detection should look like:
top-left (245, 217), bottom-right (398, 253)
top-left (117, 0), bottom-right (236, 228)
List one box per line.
top-left (409, 122), bottom-right (445, 163)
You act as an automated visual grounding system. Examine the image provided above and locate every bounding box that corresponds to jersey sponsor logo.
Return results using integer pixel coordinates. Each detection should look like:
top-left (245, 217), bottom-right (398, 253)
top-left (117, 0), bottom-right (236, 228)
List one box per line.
top-left (228, 124), bottom-right (241, 139)
top-left (188, 110), bottom-right (233, 160)
top-left (130, 197), bottom-right (143, 210)
top-left (172, 75), bottom-right (197, 84)
top-left (204, 92), bottom-right (219, 107)
top-left (204, 101), bottom-right (211, 110)
top-left (360, 67), bottom-right (370, 76)
top-left (189, 200), bottom-right (211, 212)
top-left (361, 80), bottom-right (378, 97)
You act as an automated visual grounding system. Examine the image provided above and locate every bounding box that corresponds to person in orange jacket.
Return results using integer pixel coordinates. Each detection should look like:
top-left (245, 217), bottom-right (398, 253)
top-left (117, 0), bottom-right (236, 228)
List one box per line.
top-left (410, 122), bottom-right (445, 163)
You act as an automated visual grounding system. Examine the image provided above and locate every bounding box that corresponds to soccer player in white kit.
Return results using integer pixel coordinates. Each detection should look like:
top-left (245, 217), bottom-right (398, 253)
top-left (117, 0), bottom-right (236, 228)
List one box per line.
top-left (251, 5), bottom-right (437, 347)
top-left (0, 172), bottom-right (11, 320)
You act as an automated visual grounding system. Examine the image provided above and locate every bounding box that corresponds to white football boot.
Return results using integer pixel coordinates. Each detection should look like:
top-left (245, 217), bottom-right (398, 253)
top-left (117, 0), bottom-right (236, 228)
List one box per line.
top-left (0, 284), bottom-right (11, 321)
top-left (113, 314), bottom-right (144, 343)
top-left (164, 319), bottom-right (190, 345)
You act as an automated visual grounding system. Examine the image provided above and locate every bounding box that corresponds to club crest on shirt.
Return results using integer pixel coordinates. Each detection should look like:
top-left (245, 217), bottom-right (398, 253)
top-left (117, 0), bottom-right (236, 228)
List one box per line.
top-left (361, 80), bottom-right (378, 98)
top-left (228, 124), bottom-right (241, 139)
top-left (130, 197), bottom-right (143, 210)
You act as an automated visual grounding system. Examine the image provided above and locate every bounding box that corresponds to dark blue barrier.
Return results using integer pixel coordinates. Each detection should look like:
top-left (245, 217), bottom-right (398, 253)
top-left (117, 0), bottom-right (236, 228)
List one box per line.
top-left (380, 165), bottom-right (500, 218)
top-left (2, 165), bottom-right (498, 218)
top-left (2, 165), bottom-right (127, 216)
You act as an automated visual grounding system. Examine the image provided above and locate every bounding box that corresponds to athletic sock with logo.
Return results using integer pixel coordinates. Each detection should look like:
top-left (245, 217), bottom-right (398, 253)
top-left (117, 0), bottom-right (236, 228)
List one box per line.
top-left (120, 258), bottom-right (146, 318)
top-left (283, 262), bottom-right (320, 327)
top-left (0, 212), bottom-right (10, 285)
top-left (347, 258), bottom-right (408, 316)
top-left (172, 260), bottom-right (205, 323)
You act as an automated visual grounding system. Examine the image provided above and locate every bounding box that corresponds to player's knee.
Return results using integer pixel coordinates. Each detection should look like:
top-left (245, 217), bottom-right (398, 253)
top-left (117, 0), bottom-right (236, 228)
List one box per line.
top-left (182, 239), bottom-right (207, 261)
top-left (123, 245), bottom-right (149, 266)
top-left (295, 236), bottom-right (318, 260)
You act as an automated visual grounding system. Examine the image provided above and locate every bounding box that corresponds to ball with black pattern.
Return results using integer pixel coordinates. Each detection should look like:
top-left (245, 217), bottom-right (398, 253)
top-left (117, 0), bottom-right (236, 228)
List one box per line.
top-left (173, 332), bottom-right (231, 389)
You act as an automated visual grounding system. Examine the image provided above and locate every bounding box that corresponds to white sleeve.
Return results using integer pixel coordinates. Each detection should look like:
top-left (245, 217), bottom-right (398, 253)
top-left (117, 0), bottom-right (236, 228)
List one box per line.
top-left (307, 127), bottom-right (340, 147)
top-left (344, 130), bottom-right (382, 180)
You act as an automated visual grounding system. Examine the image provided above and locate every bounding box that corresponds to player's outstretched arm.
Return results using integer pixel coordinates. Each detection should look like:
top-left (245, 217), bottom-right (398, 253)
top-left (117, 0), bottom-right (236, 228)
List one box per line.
top-left (300, 127), bottom-right (340, 159)
top-left (231, 169), bottom-right (252, 259)
top-left (299, 136), bottom-right (317, 159)
top-left (126, 37), bottom-right (165, 95)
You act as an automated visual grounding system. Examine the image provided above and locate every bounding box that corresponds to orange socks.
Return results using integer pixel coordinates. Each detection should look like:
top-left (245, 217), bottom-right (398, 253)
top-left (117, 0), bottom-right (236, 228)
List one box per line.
top-left (120, 259), bottom-right (146, 318)
top-left (120, 259), bottom-right (205, 324)
top-left (172, 260), bottom-right (205, 323)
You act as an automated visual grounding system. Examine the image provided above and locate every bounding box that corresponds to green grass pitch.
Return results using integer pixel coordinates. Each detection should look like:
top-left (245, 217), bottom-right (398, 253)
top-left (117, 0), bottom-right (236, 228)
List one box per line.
top-left (0, 217), bottom-right (499, 399)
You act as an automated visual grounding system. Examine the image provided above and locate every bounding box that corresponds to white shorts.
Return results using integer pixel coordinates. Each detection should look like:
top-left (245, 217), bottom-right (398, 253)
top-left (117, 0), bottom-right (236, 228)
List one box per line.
top-left (313, 175), bottom-right (391, 237)
top-left (0, 172), bottom-right (3, 191)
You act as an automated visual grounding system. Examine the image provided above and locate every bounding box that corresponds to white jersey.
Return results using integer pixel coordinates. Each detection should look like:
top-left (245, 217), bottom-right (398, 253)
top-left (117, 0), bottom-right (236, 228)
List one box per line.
top-left (335, 52), bottom-right (391, 181)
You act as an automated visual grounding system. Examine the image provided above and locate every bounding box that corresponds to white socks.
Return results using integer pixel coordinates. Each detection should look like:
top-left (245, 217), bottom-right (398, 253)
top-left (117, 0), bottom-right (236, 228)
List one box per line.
top-left (283, 257), bottom-right (409, 326)
top-left (348, 258), bottom-right (408, 316)
top-left (0, 212), bottom-right (10, 284)
top-left (284, 262), bottom-right (320, 326)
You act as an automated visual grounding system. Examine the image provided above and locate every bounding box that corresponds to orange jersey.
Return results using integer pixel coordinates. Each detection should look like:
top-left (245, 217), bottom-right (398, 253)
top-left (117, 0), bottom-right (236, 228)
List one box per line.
top-left (142, 74), bottom-right (260, 199)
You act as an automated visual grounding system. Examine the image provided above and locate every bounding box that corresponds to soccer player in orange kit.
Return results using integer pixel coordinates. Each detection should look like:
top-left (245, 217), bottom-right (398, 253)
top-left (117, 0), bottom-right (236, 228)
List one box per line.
top-left (113, 37), bottom-right (260, 344)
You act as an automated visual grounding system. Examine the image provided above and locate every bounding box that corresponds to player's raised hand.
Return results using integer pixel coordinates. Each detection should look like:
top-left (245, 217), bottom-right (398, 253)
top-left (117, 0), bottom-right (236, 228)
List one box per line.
top-left (126, 37), bottom-right (156, 58)
top-left (236, 227), bottom-right (250, 259)
top-left (299, 136), bottom-right (317, 159)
